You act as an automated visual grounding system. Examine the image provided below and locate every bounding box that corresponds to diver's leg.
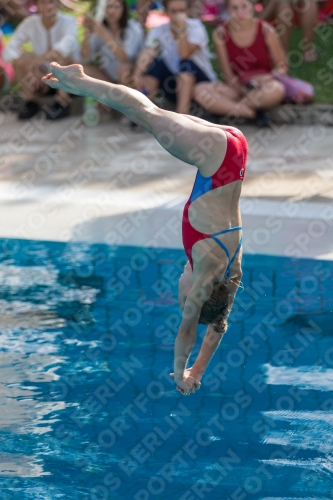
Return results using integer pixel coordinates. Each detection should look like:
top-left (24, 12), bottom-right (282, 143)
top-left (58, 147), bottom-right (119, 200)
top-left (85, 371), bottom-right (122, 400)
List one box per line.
top-left (44, 63), bottom-right (228, 171)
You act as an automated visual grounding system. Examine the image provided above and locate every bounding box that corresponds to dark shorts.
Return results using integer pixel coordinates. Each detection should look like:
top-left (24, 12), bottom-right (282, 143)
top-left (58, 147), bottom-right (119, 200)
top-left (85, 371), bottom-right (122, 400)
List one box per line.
top-left (145, 58), bottom-right (211, 102)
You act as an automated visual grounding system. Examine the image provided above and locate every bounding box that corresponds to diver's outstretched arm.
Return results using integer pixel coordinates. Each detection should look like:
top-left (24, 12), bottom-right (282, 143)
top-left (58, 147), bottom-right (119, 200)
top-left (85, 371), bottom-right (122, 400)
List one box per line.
top-left (42, 63), bottom-right (227, 172)
top-left (190, 325), bottom-right (224, 381)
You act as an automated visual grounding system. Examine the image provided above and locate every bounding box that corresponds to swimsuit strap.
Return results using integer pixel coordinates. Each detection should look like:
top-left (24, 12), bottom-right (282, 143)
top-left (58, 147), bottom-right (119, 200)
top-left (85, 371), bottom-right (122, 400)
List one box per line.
top-left (211, 236), bottom-right (231, 269)
top-left (227, 235), bottom-right (243, 278)
top-left (211, 226), bottom-right (242, 237)
top-left (210, 226), bottom-right (243, 278)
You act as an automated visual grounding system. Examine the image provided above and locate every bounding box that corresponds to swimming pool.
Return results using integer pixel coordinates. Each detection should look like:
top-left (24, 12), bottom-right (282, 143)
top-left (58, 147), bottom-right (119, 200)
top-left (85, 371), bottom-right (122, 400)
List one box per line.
top-left (0, 238), bottom-right (332, 500)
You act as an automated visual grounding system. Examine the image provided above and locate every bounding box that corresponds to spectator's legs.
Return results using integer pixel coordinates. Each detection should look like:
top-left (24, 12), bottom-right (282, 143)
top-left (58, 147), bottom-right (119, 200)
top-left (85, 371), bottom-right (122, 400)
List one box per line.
top-left (176, 72), bottom-right (196, 114)
top-left (300, 0), bottom-right (319, 61)
top-left (141, 59), bottom-right (177, 101)
top-left (14, 54), bottom-right (73, 103)
top-left (117, 63), bottom-right (134, 86)
top-left (276, 1), bottom-right (294, 52)
top-left (14, 55), bottom-right (73, 119)
top-left (193, 82), bottom-right (255, 118)
top-left (242, 75), bottom-right (285, 109)
top-left (13, 55), bottom-right (42, 102)
top-left (135, 75), bottom-right (160, 98)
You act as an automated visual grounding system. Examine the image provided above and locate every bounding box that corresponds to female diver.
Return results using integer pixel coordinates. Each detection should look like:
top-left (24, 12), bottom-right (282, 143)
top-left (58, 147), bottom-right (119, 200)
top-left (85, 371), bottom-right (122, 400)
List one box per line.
top-left (42, 63), bottom-right (248, 397)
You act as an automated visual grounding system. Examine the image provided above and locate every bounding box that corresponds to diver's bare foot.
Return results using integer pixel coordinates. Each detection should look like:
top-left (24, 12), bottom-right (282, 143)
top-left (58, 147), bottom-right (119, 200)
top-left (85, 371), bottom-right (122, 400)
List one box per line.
top-left (42, 63), bottom-right (86, 95)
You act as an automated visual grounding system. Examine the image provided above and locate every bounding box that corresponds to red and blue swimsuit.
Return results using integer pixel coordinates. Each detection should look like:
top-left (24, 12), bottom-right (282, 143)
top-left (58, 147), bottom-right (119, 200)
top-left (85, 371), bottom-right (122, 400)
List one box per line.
top-left (182, 127), bottom-right (248, 275)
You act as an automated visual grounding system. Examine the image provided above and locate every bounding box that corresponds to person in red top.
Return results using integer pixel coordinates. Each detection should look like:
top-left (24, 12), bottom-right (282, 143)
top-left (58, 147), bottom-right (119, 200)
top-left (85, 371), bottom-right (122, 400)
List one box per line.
top-left (41, 62), bottom-right (248, 397)
top-left (194, 0), bottom-right (287, 127)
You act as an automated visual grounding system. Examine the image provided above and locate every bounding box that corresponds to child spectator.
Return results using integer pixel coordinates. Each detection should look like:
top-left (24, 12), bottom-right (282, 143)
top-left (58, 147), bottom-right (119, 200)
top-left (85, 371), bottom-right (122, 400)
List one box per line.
top-left (0, 28), bottom-right (15, 95)
top-left (132, 0), bottom-right (216, 114)
top-left (194, 0), bottom-right (287, 126)
top-left (3, 0), bottom-right (80, 119)
top-left (80, 0), bottom-right (144, 86)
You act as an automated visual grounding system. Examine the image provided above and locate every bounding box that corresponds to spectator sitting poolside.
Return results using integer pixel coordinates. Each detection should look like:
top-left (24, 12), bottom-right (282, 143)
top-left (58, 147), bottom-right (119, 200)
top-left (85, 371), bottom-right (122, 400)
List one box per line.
top-left (2, 0), bottom-right (80, 120)
top-left (80, 0), bottom-right (144, 87)
top-left (194, 0), bottom-right (287, 127)
top-left (132, 0), bottom-right (216, 114)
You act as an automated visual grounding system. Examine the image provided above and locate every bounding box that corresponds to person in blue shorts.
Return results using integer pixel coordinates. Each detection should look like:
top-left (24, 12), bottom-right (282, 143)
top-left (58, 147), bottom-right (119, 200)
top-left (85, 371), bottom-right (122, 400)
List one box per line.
top-left (132, 0), bottom-right (216, 114)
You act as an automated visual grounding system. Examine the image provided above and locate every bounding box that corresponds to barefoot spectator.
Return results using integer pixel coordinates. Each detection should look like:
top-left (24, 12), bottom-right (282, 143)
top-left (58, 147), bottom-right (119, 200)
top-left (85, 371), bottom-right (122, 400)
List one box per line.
top-left (80, 0), bottom-right (144, 86)
top-left (275, 0), bottom-right (319, 61)
top-left (256, 0), bottom-right (319, 61)
top-left (132, 0), bottom-right (216, 114)
top-left (2, 0), bottom-right (80, 119)
top-left (194, 0), bottom-right (287, 126)
top-left (0, 28), bottom-right (14, 95)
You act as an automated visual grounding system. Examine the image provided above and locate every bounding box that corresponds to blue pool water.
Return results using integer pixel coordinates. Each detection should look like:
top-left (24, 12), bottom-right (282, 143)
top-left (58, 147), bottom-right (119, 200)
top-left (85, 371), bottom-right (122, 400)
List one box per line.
top-left (0, 238), bottom-right (333, 500)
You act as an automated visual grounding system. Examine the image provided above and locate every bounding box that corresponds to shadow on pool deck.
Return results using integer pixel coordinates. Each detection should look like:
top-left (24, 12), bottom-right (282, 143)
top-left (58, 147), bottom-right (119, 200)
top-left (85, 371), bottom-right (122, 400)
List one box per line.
top-left (1, 111), bottom-right (333, 259)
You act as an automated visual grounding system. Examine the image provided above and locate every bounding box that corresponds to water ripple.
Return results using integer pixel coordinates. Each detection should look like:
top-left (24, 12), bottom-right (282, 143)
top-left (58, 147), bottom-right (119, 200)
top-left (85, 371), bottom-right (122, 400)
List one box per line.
top-left (263, 364), bottom-right (333, 392)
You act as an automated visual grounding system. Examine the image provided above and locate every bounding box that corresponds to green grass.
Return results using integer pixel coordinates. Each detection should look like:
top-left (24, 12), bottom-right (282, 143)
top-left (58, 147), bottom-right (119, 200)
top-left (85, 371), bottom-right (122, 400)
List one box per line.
top-left (205, 22), bottom-right (333, 104)
top-left (289, 25), bottom-right (333, 103)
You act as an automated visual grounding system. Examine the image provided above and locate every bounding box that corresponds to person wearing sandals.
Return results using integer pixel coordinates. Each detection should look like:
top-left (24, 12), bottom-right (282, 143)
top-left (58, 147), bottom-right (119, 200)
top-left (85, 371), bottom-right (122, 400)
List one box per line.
top-left (193, 0), bottom-right (287, 127)
top-left (80, 0), bottom-right (144, 87)
top-left (2, 0), bottom-right (80, 120)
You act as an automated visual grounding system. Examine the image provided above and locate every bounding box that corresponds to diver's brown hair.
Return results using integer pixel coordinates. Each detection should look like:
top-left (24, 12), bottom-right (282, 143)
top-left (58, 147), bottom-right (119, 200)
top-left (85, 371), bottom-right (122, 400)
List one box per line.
top-left (198, 280), bottom-right (231, 333)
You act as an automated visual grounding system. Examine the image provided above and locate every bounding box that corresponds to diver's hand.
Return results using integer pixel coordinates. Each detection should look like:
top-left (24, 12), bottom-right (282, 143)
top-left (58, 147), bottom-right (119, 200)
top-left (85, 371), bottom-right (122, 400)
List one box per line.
top-left (170, 370), bottom-right (201, 396)
top-left (42, 63), bottom-right (86, 96)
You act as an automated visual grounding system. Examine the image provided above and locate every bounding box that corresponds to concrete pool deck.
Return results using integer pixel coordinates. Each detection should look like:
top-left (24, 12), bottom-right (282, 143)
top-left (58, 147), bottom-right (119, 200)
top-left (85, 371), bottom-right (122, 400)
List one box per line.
top-left (1, 111), bottom-right (333, 260)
